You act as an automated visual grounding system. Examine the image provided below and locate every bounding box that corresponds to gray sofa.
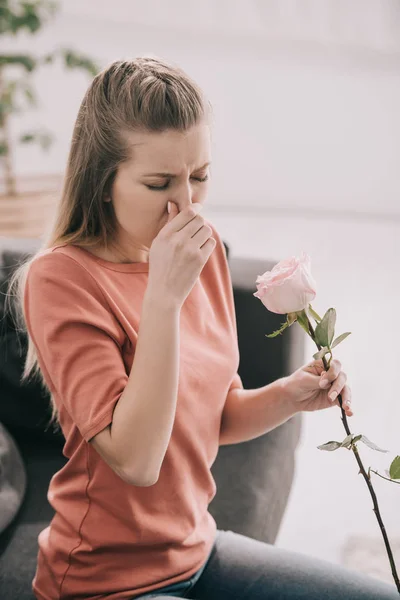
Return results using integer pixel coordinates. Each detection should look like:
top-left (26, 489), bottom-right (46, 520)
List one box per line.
top-left (0, 235), bottom-right (304, 599)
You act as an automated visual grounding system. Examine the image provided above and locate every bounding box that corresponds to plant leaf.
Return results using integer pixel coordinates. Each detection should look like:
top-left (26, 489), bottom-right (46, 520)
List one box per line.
top-left (340, 434), bottom-right (353, 448)
top-left (19, 129), bottom-right (53, 150)
top-left (24, 86), bottom-right (36, 106)
top-left (389, 456), bottom-right (400, 480)
top-left (0, 54), bottom-right (37, 72)
top-left (0, 1), bottom-right (59, 36)
top-left (314, 308), bottom-right (336, 348)
top-left (331, 332), bottom-right (352, 349)
top-left (313, 346), bottom-right (330, 360)
top-left (317, 440), bottom-right (342, 451)
top-left (0, 140), bottom-right (8, 156)
top-left (360, 435), bottom-right (388, 453)
top-left (296, 311), bottom-right (311, 336)
top-left (41, 52), bottom-right (56, 65)
top-left (308, 304), bottom-right (322, 322)
top-left (60, 49), bottom-right (99, 77)
top-left (265, 321), bottom-right (289, 338)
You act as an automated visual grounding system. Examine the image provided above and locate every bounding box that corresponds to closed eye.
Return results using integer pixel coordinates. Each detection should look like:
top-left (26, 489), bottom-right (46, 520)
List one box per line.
top-left (146, 175), bottom-right (209, 191)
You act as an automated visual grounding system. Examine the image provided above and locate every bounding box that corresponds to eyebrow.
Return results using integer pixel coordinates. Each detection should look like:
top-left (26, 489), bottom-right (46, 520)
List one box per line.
top-left (142, 161), bottom-right (211, 178)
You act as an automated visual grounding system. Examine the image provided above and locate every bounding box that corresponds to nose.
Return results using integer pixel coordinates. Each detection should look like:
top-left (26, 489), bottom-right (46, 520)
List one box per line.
top-left (171, 181), bottom-right (199, 213)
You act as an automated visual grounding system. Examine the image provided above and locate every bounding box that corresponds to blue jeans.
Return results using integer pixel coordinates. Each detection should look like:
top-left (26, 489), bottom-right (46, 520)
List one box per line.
top-left (132, 529), bottom-right (399, 599)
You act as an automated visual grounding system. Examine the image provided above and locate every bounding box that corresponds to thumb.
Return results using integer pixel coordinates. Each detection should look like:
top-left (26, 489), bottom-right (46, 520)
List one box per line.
top-left (303, 358), bottom-right (325, 375)
top-left (167, 201), bottom-right (178, 222)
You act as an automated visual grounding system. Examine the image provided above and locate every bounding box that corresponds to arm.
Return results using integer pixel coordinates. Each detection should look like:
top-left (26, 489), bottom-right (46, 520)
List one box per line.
top-left (25, 253), bottom-right (181, 487)
top-left (219, 377), bottom-right (299, 446)
top-left (108, 288), bottom-right (180, 486)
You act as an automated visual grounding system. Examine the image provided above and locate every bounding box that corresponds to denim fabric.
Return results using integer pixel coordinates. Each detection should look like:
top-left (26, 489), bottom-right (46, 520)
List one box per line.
top-left (132, 529), bottom-right (399, 599)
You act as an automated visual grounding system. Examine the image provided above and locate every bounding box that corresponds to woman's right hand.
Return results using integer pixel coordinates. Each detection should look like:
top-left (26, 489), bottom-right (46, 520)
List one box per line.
top-left (147, 202), bottom-right (216, 309)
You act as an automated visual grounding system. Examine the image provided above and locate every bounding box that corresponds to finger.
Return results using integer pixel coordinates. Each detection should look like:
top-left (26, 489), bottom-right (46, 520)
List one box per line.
top-left (306, 358), bottom-right (325, 375)
top-left (319, 366), bottom-right (344, 389)
top-left (341, 383), bottom-right (351, 403)
top-left (334, 386), bottom-right (353, 415)
top-left (341, 384), bottom-right (352, 409)
top-left (327, 371), bottom-right (347, 402)
top-left (324, 359), bottom-right (342, 382)
top-left (167, 201), bottom-right (178, 221)
top-left (334, 399), bottom-right (353, 416)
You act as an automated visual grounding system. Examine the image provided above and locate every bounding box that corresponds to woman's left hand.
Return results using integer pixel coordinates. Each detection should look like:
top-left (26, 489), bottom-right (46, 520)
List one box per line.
top-left (283, 358), bottom-right (353, 417)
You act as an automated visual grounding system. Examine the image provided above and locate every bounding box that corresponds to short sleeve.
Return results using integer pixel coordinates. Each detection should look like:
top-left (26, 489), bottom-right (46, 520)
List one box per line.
top-left (24, 252), bottom-right (130, 443)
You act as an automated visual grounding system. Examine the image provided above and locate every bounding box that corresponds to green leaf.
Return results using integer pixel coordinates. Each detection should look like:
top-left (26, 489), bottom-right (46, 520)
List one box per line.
top-left (20, 133), bottom-right (35, 143)
top-left (0, 1), bottom-right (59, 36)
top-left (317, 440), bottom-right (342, 451)
top-left (60, 49), bottom-right (99, 77)
top-left (389, 456), bottom-right (400, 480)
top-left (1, 80), bottom-right (19, 115)
top-left (296, 311), bottom-right (311, 336)
top-left (359, 435), bottom-right (388, 453)
top-left (41, 52), bottom-right (56, 65)
top-left (317, 435), bottom-right (363, 452)
top-left (0, 55), bottom-right (37, 72)
top-left (340, 434), bottom-right (353, 449)
top-left (0, 141), bottom-right (8, 156)
top-left (308, 304), bottom-right (322, 322)
top-left (314, 308), bottom-right (336, 348)
top-left (19, 129), bottom-right (53, 150)
top-left (331, 332), bottom-right (352, 349)
top-left (0, 79), bottom-right (37, 118)
top-left (24, 86), bottom-right (36, 106)
top-left (265, 321), bottom-right (289, 338)
top-left (313, 346), bottom-right (330, 360)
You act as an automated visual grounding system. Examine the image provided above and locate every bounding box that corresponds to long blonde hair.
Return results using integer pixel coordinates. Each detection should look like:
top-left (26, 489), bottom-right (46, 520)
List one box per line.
top-left (5, 55), bottom-right (212, 432)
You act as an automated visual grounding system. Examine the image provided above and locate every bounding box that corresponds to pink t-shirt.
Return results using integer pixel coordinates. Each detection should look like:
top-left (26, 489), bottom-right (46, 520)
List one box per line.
top-left (24, 218), bottom-right (243, 600)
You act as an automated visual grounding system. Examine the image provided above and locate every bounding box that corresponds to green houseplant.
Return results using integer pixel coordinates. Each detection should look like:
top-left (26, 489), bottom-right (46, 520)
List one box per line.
top-left (0, 0), bottom-right (99, 236)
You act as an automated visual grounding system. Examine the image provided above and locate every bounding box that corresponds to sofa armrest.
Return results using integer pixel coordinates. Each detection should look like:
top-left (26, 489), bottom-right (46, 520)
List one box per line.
top-left (207, 246), bottom-right (304, 544)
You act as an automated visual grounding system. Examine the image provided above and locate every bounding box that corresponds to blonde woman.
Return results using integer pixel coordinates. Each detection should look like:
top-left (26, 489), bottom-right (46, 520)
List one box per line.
top-left (8, 57), bottom-right (398, 599)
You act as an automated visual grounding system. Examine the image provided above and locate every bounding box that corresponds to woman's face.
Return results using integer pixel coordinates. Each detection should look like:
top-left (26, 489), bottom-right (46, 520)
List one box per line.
top-left (105, 122), bottom-right (212, 261)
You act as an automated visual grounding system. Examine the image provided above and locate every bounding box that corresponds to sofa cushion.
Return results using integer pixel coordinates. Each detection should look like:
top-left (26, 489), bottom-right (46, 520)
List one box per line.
top-left (0, 242), bottom-right (65, 446)
top-left (0, 422), bottom-right (27, 534)
top-left (0, 521), bottom-right (43, 600)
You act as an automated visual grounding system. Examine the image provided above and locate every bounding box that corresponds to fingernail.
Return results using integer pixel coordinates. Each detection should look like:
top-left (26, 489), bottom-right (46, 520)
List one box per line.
top-left (329, 391), bottom-right (338, 402)
top-left (167, 201), bottom-right (171, 213)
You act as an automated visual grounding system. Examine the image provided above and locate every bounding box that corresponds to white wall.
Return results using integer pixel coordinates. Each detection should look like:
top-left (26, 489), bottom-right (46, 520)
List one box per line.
top-left (5, 0), bottom-right (400, 218)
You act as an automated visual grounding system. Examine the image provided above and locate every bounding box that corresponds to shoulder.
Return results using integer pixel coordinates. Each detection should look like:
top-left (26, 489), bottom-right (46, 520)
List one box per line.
top-left (24, 246), bottom-right (119, 340)
top-left (29, 245), bottom-right (89, 274)
top-left (29, 245), bottom-right (94, 281)
top-left (26, 246), bottom-right (105, 304)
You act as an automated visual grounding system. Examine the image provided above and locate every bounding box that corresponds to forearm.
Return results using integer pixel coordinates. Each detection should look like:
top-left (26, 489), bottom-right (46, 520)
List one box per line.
top-left (219, 377), bottom-right (299, 446)
top-left (111, 287), bottom-right (181, 485)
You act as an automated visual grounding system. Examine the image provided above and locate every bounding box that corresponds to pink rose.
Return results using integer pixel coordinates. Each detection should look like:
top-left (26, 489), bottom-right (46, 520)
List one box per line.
top-left (253, 251), bottom-right (317, 314)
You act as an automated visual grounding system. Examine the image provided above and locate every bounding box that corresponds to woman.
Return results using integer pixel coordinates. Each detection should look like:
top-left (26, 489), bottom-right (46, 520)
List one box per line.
top-left (8, 56), bottom-right (397, 599)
